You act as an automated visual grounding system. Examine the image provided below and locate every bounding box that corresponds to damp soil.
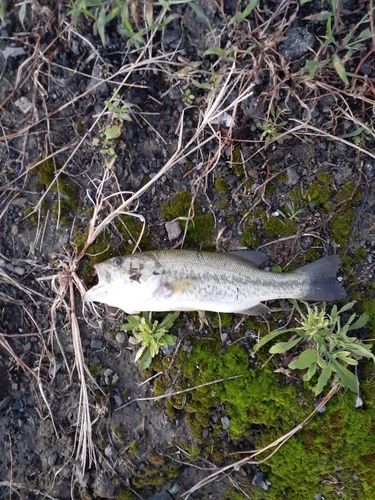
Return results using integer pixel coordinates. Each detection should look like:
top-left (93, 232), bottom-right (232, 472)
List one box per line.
top-left (1, 1), bottom-right (375, 499)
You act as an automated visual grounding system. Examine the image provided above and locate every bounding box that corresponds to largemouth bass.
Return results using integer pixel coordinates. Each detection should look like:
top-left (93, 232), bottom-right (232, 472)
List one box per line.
top-left (84, 250), bottom-right (345, 315)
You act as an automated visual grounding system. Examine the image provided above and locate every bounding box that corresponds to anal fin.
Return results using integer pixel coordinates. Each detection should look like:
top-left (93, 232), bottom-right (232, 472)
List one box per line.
top-left (235, 303), bottom-right (271, 316)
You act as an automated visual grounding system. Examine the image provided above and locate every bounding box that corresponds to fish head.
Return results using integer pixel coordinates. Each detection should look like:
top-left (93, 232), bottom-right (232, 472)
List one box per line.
top-left (84, 254), bottom-right (167, 313)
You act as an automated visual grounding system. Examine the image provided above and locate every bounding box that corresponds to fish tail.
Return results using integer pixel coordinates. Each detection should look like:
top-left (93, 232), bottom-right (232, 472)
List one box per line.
top-left (295, 255), bottom-right (345, 301)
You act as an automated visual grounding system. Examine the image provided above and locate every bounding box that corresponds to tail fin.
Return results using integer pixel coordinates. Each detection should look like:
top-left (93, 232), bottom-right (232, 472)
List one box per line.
top-left (295, 255), bottom-right (345, 301)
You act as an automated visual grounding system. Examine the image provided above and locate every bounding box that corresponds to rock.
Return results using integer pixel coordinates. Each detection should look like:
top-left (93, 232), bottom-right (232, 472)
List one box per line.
top-left (115, 331), bottom-right (126, 344)
top-left (252, 471), bottom-right (271, 490)
top-left (165, 220), bottom-right (182, 241)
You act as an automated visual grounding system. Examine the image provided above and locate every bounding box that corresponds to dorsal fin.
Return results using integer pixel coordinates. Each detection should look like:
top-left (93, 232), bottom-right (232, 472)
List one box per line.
top-left (229, 250), bottom-right (268, 267)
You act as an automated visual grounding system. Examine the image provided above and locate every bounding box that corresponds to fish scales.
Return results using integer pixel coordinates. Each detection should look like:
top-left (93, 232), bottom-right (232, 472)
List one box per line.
top-left (84, 250), bottom-right (345, 316)
top-left (153, 250), bottom-right (308, 308)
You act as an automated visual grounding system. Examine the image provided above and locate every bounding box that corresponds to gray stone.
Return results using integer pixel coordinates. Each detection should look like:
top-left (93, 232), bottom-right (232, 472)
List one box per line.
top-left (165, 220), bottom-right (182, 241)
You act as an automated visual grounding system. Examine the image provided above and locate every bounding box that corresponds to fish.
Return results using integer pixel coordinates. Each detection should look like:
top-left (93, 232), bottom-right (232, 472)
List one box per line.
top-left (84, 250), bottom-right (345, 316)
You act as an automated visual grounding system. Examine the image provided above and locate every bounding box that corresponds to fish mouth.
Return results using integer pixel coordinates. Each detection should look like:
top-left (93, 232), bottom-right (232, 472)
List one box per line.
top-left (84, 263), bottom-right (113, 303)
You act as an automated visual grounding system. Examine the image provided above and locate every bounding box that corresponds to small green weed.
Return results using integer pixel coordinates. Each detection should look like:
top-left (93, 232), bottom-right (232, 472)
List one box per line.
top-left (253, 300), bottom-right (373, 395)
top-left (121, 312), bottom-right (179, 370)
top-left (92, 90), bottom-right (134, 168)
top-left (182, 88), bottom-right (195, 104)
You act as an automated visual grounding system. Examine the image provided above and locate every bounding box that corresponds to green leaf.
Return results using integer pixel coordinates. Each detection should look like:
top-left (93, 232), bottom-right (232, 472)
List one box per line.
top-left (332, 54), bottom-right (349, 86)
top-left (329, 357), bottom-right (358, 392)
top-left (348, 313), bottom-right (368, 331)
top-left (19, 0), bottom-right (27, 28)
top-left (303, 363), bottom-right (317, 381)
top-left (252, 328), bottom-right (294, 353)
top-left (158, 311), bottom-right (180, 330)
top-left (96, 6), bottom-right (107, 46)
top-left (105, 125), bottom-right (121, 140)
top-left (314, 365), bottom-right (332, 395)
top-left (229, 0), bottom-right (259, 25)
top-left (189, 1), bottom-right (212, 31)
top-left (139, 349), bottom-right (152, 370)
top-left (289, 349), bottom-right (318, 369)
top-left (203, 46), bottom-right (229, 58)
top-left (269, 337), bottom-right (302, 354)
top-left (337, 301), bottom-right (356, 315)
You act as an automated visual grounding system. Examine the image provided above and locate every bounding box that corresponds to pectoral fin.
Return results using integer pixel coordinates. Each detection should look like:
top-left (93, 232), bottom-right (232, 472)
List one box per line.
top-left (235, 303), bottom-right (271, 315)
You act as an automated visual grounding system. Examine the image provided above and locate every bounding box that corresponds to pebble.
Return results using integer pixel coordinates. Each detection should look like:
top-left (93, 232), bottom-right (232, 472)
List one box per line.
top-left (165, 220), bottom-right (182, 241)
top-left (11, 225), bottom-right (19, 235)
top-left (90, 340), bottom-right (103, 349)
top-left (115, 332), bottom-right (126, 344)
top-left (252, 471), bottom-right (271, 490)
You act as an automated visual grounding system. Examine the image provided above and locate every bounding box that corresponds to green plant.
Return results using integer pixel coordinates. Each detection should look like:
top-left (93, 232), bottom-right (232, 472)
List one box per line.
top-left (182, 88), bottom-right (195, 104)
top-left (92, 90), bottom-right (134, 168)
top-left (258, 104), bottom-right (291, 148)
top-left (120, 312), bottom-right (179, 369)
top-left (303, 5), bottom-right (374, 86)
top-left (253, 300), bottom-right (373, 395)
top-left (69, 0), bottom-right (120, 46)
top-left (277, 202), bottom-right (304, 221)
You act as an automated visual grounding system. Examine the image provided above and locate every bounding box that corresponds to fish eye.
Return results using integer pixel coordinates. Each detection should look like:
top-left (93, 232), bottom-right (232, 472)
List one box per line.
top-left (113, 257), bottom-right (123, 267)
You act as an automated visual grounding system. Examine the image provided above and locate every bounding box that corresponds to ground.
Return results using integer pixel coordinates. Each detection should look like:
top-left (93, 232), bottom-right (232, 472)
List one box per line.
top-left (0, 0), bottom-right (375, 499)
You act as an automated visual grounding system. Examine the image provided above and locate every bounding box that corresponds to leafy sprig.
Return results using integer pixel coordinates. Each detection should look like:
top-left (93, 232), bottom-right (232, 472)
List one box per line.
top-left (253, 300), bottom-right (373, 395)
top-left (121, 312), bottom-right (179, 370)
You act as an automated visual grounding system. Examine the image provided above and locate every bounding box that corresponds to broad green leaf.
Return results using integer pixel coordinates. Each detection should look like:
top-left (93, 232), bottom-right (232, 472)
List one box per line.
top-left (337, 301), bottom-right (356, 314)
top-left (269, 337), bottom-right (302, 354)
top-left (229, 0), bottom-right (259, 25)
top-left (303, 363), bottom-right (317, 381)
top-left (332, 54), bottom-right (349, 86)
top-left (139, 349), bottom-right (152, 370)
top-left (358, 28), bottom-right (372, 41)
top-left (134, 345), bottom-right (146, 362)
top-left (329, 357), bottom-right (358, 392)
top-left (289, 349), bottom-right (318, 369)
top-left (158, 311), bottom-right (180, 330)
top-left (348, 313), bottom-right (369, 331)
top-left (105, 125), bottom-right (121, 140)
top-left (314, 365), bottom-right (332, 395)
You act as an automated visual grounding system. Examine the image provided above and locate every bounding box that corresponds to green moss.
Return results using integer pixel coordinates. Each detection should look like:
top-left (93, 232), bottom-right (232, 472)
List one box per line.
top-left (219, 199), bottom-right (230, 210)
top-left (354, 248), bottom-right (369, 262)
top-left (184, 213), bottom-right (214, 248)
top-left (34, 154), bottom-right (80, 225)
top-left (117, 490), bottom-right (135, 500)
top-left (210, 312), bottom-right (232, 328)
top-left (330, 208), bottom-right (356, 247)
top-left (161, 190), bottom-right (194, 220)
top-left (131, 460), bottom-right (179, 488)
top-left (316, 171), bottom-right (331, 183)
top-left (226, 214), bottom-right (236, 224)
top-left (289, 185), bottom-right (310, 210)
top-left (256, 385), bottom-right (375, 499)
top-left (308, 179), bottom-right (332, 207)
top-left (263, 215), bottom-right (298, 237)
top-left (241, 220), bottom-right (260, 249)
top-left (173, 334), bottom-right (312, 442)
top-left (360, 299), bottom-right (375, 336)
top-left (214, 177), bottom-right (230, 193)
